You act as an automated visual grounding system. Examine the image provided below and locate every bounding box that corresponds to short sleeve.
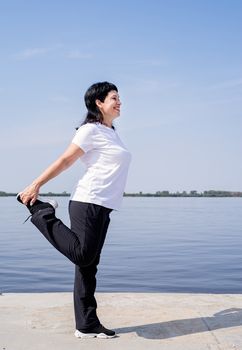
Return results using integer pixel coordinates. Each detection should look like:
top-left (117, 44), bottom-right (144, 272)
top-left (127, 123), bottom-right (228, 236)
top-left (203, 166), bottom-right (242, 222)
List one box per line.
top-left (71, 124), bottom-right (95, 152)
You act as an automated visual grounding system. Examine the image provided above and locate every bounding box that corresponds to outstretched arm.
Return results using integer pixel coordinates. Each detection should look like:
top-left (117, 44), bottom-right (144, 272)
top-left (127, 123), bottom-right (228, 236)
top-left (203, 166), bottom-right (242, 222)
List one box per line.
top-left (19, 143), bottom-right (84, 205)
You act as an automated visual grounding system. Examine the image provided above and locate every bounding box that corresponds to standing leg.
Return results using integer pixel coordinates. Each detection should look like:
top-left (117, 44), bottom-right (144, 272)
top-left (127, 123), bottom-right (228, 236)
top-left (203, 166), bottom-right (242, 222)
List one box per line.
top-left (69, 201), bottom-right (111, 331)
top-left (73, 255), bottom-right (100, 331)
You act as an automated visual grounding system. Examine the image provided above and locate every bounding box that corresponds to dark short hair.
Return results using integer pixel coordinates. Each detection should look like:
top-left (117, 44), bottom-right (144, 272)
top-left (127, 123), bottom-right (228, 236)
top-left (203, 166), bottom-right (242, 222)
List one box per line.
top-left (81, 81), bottom-right (118, 129)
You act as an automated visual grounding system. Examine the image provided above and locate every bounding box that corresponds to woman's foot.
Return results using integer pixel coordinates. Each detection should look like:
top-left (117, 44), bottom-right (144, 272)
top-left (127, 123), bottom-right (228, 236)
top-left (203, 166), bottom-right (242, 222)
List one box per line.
top-left (16, 194), bottom-right (58, 215)
top-left (74, 324), bottom-right (116, 339)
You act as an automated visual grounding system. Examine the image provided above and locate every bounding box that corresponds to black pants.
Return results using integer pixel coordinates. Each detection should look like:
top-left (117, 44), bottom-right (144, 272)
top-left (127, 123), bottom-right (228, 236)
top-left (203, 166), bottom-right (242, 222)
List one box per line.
top-left (30, 200), bottom-right (112, 331)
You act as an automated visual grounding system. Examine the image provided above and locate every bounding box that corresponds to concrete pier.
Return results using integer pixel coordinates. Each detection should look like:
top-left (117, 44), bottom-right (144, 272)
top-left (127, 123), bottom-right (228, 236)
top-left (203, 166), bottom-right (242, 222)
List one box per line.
top-left (1, 292), bottom-right (242, 349)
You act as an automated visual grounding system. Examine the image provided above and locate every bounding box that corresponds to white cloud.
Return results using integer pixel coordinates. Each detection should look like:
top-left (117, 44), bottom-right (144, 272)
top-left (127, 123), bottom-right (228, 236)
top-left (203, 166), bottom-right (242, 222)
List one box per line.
top-left (13, 47), bottom-right (51, 60)
top-left (66, 50), bottom-right (93, 59)
top-left (12, 44), bottom-right (63, 60)
top-left (13, 46), bottom-right (93, 61)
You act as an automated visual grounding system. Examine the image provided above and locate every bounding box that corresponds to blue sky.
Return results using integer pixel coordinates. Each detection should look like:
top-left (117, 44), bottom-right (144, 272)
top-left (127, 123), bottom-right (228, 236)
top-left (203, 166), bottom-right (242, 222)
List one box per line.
top-left (1, 0), bottom-right (242, 193)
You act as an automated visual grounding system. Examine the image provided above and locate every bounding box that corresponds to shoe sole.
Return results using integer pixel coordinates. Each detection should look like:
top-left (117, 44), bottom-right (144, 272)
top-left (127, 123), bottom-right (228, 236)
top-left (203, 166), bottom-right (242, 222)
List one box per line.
top-left (41, 198), bottom-right (58, 209)
top-left (74, 330), bottom-right (116, 339)
top-left (16, 194), bottom-right (24, 204)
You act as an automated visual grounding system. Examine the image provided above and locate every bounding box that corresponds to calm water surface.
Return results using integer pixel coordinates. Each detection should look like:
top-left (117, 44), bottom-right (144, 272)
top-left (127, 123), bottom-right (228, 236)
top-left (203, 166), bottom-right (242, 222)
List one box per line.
top-left (1, 197), bottom-right (242, 293)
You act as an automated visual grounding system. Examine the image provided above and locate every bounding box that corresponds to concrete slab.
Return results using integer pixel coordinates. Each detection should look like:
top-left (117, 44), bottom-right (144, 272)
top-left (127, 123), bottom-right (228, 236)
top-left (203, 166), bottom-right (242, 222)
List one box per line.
top-left (0, 293), bottom-right (242, 350)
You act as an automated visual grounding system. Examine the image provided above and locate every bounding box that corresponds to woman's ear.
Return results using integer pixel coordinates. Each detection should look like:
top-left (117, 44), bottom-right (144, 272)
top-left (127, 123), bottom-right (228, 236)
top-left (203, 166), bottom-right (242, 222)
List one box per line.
top-left (95, 99), bottom-right (102, 109)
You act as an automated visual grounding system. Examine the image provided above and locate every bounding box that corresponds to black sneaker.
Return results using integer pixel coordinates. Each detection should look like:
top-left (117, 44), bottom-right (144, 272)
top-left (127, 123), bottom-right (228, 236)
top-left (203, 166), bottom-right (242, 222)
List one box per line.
top-left (74, 324), bottom-right (116, 339)
top-left (17, 194), bottom-right (58, 218)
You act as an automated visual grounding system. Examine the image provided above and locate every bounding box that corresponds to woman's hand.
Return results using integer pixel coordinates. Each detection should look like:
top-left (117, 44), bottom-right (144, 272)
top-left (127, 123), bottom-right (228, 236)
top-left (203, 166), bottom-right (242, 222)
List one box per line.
top-left (19, 182), bottom-right (40, 206)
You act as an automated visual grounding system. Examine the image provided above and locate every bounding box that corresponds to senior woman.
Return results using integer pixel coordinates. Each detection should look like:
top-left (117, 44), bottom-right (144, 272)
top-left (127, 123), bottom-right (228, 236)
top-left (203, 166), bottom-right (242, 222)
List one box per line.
top-left (17, 81), bottom-right (131, 339)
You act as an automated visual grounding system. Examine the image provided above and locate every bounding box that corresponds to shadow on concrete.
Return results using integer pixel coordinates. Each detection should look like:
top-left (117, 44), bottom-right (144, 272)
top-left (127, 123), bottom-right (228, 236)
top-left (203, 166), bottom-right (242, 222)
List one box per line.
top-left (115, 308), bottom-right (242, 339)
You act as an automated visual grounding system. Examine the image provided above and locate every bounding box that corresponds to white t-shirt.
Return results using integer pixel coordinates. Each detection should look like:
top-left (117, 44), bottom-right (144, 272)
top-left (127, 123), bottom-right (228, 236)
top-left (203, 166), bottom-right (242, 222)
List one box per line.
top-left (70, 122), bottom-right (131, 210)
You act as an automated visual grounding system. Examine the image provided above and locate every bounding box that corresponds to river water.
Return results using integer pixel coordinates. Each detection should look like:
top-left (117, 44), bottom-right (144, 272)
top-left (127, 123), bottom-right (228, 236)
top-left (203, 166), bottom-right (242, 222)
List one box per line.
top-left (1, 197), bottom-right (242, 293)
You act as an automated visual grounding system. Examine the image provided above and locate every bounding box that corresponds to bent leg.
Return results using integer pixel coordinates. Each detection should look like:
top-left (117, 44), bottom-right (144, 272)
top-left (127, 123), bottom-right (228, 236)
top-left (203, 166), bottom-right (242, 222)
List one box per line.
top-left (31, 207), bottom-right (81, 264)
top-left (30, 201), bottom-right (110, 266)
top-left (31, 201), bottom-right (111, 266)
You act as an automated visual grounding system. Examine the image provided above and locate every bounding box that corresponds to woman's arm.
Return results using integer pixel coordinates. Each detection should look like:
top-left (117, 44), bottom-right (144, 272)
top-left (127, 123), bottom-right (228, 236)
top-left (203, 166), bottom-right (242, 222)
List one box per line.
top-left (19, 143), bottom-right (84, 205)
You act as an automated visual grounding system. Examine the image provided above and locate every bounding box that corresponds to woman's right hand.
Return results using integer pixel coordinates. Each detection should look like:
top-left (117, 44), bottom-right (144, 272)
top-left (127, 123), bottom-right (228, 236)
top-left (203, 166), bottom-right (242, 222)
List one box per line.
top-left (18, 182), bottom-right (40, 206)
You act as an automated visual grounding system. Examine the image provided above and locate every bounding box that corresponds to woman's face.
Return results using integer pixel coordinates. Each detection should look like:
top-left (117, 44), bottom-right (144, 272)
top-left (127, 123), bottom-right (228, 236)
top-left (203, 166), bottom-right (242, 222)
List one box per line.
top-left (96, 90), bottom-right (121, 120)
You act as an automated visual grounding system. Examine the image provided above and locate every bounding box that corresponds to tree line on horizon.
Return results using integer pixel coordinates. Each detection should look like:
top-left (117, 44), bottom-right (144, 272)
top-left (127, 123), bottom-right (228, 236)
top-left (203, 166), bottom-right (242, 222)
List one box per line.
top-left (123, 190), bottom-right (242, 197)
top-left (1, 190), bottom-right (242, 197)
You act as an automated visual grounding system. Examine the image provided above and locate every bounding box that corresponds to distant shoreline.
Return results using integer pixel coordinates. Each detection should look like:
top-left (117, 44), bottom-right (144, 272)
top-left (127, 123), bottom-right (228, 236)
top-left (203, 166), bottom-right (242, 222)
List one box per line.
top-left (1, 190), bottom-right (242, 198)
